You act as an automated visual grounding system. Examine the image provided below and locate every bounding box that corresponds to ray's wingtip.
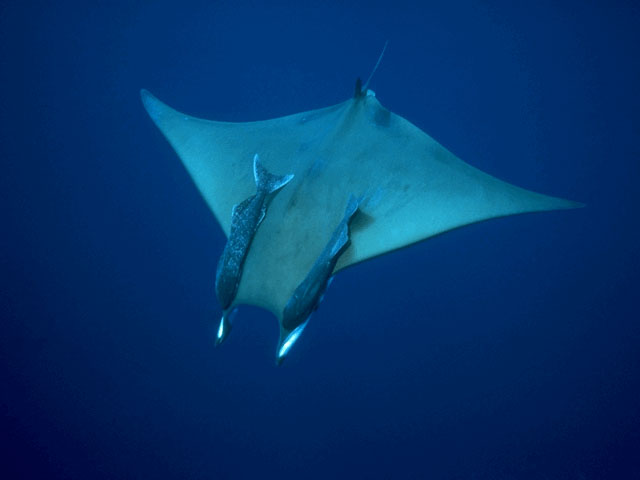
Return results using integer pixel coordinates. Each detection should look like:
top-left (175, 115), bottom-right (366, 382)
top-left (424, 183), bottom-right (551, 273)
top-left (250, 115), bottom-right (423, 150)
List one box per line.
top-left (560, 198), bottom-right (586, 210)
top-left (139, 88), bottom-right (153, 105)
top-left (139, 88), bottom-right (166, 122)
top-left (538, 193), bottom-right (585, 212)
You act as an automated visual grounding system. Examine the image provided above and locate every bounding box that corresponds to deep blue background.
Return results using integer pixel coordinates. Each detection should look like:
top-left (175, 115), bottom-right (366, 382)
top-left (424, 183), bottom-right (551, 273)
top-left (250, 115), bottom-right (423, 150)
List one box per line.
top-left (2, 1), bottom-right (639, 478)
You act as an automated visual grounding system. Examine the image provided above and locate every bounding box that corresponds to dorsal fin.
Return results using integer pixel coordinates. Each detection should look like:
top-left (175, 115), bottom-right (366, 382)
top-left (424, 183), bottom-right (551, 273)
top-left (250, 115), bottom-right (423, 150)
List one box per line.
top-left (354, 78), bottom-right (364, 99)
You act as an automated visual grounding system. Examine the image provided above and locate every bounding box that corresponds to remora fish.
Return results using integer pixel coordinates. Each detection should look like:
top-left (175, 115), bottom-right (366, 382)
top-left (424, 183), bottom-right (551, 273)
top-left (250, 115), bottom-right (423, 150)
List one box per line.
top-left (215, 154), bottom-right (293, 345)
top-left (276, 194), bottom-right (360, 364)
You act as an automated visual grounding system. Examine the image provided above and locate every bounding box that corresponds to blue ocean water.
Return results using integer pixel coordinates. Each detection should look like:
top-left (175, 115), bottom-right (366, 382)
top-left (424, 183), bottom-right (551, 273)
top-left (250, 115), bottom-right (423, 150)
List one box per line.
top-left (1, 1), bottom-right (639, 478)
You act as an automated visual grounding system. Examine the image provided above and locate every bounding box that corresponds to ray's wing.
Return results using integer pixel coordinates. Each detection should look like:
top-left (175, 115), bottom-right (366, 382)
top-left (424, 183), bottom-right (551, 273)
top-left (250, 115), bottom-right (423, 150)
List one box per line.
top-left (331, 99), bottom-right (583, 271)
top-left (140, 89), bottom-right (345, 236)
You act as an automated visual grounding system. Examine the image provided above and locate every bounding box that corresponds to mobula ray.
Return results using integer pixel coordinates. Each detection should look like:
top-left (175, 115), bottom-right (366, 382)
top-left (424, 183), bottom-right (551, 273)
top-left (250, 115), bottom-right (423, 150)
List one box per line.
top-left (141, 75), bottom-right (580, 363)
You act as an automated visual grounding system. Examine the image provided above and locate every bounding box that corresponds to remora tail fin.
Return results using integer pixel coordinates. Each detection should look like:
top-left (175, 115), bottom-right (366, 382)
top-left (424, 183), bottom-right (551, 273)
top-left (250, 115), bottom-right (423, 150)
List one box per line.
top-left (253, 154), bottom-right (294, 195)
top-left (331, 195), bottom-right (360, 258)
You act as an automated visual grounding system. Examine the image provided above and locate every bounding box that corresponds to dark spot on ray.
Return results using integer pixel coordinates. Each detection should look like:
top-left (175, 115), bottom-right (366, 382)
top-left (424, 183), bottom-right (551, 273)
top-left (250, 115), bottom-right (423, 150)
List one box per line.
top-left (286, 195), bottom-right (298, 211)
top-left (374, 106), bottom-right (391, 128)
top-left (308, 156), bottom-right (327, 176)
top-left (350, 209), bottom-right (374, 231)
